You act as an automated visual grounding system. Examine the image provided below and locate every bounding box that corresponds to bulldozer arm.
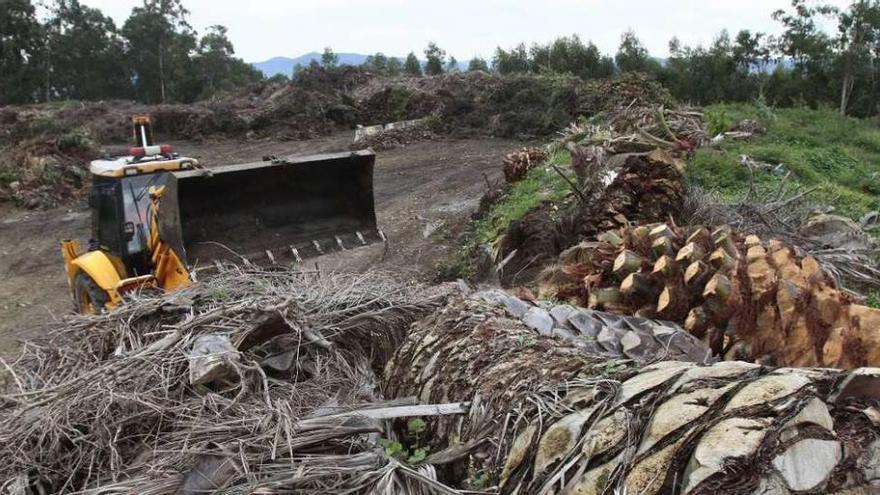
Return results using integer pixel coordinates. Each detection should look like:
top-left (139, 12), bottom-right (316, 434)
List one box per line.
top-left (170, 150), bottom-right (380, 266)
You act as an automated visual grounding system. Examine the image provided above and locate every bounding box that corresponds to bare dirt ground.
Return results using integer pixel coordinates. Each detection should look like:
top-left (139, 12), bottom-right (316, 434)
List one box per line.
top-left (0, 132), bottom-right (516, 355)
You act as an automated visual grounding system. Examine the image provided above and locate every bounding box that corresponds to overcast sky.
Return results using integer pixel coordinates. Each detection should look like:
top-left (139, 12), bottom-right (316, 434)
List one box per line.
top-left (79, 0), bottom-right (849, 63)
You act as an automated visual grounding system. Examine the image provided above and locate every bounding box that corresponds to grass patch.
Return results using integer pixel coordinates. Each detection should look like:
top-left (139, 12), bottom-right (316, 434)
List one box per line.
top-left (474, 150), bottom-right (573, 243)
top-left (433, 150), bottom-right (574, 281)
top-left (688, 104), bottom-right (880, 219)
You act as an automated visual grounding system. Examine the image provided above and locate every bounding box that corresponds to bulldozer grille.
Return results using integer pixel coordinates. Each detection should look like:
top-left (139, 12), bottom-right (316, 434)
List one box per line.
top-left (171, 150), bottom-right (380, 266)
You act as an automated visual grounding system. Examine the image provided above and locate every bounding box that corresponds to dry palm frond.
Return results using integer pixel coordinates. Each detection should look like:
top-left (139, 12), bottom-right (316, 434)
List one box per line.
top-left (0, 266), bottom-right (453, 494)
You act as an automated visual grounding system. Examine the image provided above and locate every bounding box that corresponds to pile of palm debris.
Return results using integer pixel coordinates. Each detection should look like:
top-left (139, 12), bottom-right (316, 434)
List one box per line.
top-left (385, 291), bottom-right (880, 494)
top-left (4, 266), bottom-right (878, 494)
top-left (487, 103), bottom-right (880, 375)
top-left (538, 223), bottom-right (880, 368)
top-left (0, 267), bottom-right (452, 493)
top-left (502, 147), bottom-right (548, 183)
top-left (1, 71), bottom-right (673, 209)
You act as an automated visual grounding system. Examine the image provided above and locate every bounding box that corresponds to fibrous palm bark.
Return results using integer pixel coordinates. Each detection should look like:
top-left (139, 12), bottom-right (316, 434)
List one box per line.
top-left (383, 295), bottom-right (880, 494)
top-left (538, 223), bottom-right (880, 368)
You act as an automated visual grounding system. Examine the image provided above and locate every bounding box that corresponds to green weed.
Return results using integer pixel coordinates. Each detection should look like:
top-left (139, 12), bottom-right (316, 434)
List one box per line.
top-left (377, 417), bottom-right (432, 464)
top-left (474, 150), bottom-right (572, 243)
top-left (688, 104), bottom-right (880, 220)
top-left (866, 292), bottom-right (880, 309)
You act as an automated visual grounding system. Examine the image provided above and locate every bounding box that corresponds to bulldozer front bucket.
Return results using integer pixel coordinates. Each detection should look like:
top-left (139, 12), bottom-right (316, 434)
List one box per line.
top-left (170, 150), bottom-right (380, 266)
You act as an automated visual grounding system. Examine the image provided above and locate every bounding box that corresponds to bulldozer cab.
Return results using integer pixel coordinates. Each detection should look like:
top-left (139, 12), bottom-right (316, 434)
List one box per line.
top-left (89, 172), bottom-right (171, 277)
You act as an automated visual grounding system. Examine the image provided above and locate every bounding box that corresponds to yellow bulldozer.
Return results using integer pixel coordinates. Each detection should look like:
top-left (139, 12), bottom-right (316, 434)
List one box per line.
top-left (62, 115), bottom-right (380, 314)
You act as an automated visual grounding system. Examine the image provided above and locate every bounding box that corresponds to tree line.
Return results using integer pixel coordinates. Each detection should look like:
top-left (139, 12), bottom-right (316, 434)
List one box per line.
top-left (343, 0), bottom-right (880, 117)
top-left (2, 0), bottom-right (880, 116)
top-left (0, 0), bottom-right (261, 105)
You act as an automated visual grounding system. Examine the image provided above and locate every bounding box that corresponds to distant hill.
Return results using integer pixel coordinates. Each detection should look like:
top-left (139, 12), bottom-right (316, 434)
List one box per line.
top-left (252, 52), bottom-right (469, 77)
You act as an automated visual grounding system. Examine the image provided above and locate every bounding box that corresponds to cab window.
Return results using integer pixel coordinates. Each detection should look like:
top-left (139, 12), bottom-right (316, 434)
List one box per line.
top-left (120, 173), bottom-right (166, 257)
top-left (95, 183), bottom-right (122, 255)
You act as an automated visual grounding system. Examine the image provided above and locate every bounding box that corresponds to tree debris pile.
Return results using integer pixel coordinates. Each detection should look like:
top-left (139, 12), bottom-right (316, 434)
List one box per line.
top-left (499, 150), bottom-right (685, 284)
top-left (538, 223), bottom-right (880, 368)
top-left (492, 363), bottom-right (880, 495)
top-left (0, 131), bottom-right (99, 207)
top-left (502, 147), bottom-right (548, 183)
top-left (384, 294), bottom-right (880, 494)
top-left (556, 106), bottom-right (710, 155)
top-left (0, 267), bottom-right (448, 493)
top-left (354, 72), bottom-right (673, 139)
top-left (0, 71), bottom-right (673, 209)
top-left (350, 125), bottom-right (438, 151)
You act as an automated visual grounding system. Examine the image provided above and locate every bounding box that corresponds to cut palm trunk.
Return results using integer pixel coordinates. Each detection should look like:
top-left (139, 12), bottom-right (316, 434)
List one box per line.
top-left (539, 224), bottom-right (880, 368)
top-left (383, 296), bottom-right (880, 494)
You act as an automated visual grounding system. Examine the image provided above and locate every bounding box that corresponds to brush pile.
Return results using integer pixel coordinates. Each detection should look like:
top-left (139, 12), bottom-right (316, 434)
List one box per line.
top-left (556, 106), bottom-right (710, 155)
top-left (0, 129), bottom-right (98, 207)
top-left (0, 267), bottom-right (451, 494)
top-left (1, 71), bottom-right (674, 209)
top-left (502, 147), bottom-right (548, 183)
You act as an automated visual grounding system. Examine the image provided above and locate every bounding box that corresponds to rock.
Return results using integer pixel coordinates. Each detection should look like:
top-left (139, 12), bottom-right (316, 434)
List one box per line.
top-left (830, 368), bottom-right (880, 403)
top-left (799, 214), bottom-right (872, 250)
top-left (772, 438), bottom-right (842, 491)
top-left (724, 373), bottom-right (812, 411)
top-left (684, 418), bottom-right (771, 493)
top-left (860, 438), bottom-right (880, 483)
top-left (523, 307), bottom-right (554, 336)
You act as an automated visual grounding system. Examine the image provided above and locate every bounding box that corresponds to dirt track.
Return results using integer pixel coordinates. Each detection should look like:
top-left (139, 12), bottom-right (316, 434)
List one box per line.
top-left (0, 133), bottom-right (516, 355)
